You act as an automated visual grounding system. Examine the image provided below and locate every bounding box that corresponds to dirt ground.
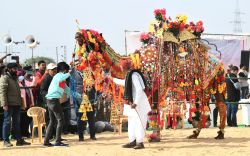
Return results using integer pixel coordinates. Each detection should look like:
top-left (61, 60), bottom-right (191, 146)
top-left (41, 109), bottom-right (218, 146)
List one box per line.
top-left (1, 127), bottom-right (250, 156)
top-left (1, 109), bottom-right (249, 156)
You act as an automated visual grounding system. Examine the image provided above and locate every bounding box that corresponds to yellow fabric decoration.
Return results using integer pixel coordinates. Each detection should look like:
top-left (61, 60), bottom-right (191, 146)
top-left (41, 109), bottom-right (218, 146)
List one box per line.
top-left (79, 93), bottom-right (93, 121)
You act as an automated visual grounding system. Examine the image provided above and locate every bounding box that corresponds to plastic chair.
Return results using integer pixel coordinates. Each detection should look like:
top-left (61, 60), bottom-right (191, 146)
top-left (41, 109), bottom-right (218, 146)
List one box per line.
top-left (27, 107), bottom-right (46, 143)
top-left (112, 103), bottom-right (128, 135)
top-left (118, 115), bottom-right (128, 135)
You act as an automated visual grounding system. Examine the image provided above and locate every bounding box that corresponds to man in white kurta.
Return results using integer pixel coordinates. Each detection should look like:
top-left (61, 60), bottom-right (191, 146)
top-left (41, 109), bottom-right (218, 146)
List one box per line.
top-left (113, 71), bottom-right (151, 149)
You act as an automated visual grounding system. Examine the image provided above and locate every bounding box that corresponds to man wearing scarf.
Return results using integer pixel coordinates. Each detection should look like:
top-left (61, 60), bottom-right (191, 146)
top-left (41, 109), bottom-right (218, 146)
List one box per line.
top-left (112, 60), bottom-right (151, 149)
top-left (0, 63), bottom-right (31, 147)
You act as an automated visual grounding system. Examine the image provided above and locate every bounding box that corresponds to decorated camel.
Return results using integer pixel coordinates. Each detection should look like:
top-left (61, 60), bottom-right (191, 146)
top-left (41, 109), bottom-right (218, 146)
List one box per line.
top-left (72, 8), bottom-right (227, 141)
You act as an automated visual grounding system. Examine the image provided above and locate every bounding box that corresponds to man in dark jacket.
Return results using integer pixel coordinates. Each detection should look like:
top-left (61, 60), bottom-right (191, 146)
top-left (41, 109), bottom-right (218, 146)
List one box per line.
top-left (70, 67), bottom-right (97, 141)
top-left (40, 63), bottom-right (57, 139)
top-left (226, 66), bottom-right (240, 127)
top-left (0, 63), bottom-right (30, 147)
top-left (40, 63), bottom-right (57, 125)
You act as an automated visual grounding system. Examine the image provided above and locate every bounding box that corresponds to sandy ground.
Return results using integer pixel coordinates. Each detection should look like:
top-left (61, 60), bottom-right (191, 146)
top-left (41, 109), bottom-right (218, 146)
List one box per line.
top-left (1, 127), bottom-right (250, 156)
top-left (1, 109), bottom-right (250, 156)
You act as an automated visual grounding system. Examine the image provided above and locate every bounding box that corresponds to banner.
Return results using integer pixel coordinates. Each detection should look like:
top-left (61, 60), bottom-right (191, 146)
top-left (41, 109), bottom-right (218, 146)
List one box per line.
top-left (126, 32), bottom-right (250, 69)
top-left (202, 34), bottom-right (250, 69)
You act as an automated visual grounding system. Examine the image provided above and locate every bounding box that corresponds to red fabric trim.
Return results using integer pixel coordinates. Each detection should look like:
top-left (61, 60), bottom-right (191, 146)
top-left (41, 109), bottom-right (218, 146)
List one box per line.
top-left (59, 81), bottom-right (66, 89)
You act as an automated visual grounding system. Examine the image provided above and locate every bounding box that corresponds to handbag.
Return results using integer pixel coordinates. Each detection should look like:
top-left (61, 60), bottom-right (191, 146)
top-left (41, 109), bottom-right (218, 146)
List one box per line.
top-left (229, 77), bottom-right (241, 90)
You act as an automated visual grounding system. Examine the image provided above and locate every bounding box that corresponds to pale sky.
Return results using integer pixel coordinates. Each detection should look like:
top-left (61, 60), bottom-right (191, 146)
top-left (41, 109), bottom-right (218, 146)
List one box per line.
top-left (0, 0), bottom-right (249, 63)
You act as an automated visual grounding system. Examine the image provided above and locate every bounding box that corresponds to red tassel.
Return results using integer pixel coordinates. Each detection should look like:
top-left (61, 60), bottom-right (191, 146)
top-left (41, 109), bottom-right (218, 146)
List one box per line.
top-left (172, 112), bottom-right (176, 129)
top-left (157, 109), bottom-right (161, 126)
top-left (160, 115), bottom-right (164, 129)
top-left (167, 112), bottom-right (171, 126)
top-left (202, 114), bottom-right (207, 128)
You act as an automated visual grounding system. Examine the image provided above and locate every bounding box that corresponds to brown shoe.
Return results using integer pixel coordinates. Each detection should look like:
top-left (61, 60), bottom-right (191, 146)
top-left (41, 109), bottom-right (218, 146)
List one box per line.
top-left (214, 131), bottom-right (224, 139)
top-left (187, 130), bottom-right (200, 139)
top-left (122, 140), bottom-right (136, 148)
top-left (134, 143), bottom-right (145, 149)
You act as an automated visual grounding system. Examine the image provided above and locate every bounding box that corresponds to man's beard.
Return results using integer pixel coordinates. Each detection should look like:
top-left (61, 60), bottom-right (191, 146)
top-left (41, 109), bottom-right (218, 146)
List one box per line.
top-left (40, 69), bottom-right (45, 75)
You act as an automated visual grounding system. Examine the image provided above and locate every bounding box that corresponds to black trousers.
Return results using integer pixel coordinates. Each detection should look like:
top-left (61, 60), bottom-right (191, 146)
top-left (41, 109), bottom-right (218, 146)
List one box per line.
top-left (74, 98), bottom-right (95, 139)
top-left (76, 110), bottom-right (96, 139)
top-left (61, 101), bottom-right (71, 134)
top-left (44, 99), bottom-right (64, 144)
top-left (74, 98), bottom-right (83, 139)
top-left (43, 95), bottom-right (56, 138)
top-left (45, 106), bottom-right (56, 138)
top-left (213, 107), bottom-right (218, 127)
top-left (86, 111), bottom-right (96, 138)
top-left (20, 110), bottom-right (32, 137)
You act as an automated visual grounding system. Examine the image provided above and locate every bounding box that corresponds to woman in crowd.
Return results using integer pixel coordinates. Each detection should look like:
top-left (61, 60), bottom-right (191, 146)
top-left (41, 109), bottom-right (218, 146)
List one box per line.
top-left (18, 65), bottom-right (36, 138)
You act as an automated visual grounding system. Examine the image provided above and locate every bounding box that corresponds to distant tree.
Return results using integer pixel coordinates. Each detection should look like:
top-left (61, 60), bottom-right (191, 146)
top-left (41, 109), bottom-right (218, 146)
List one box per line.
top-left (24, 56), bottom-right (55, 66)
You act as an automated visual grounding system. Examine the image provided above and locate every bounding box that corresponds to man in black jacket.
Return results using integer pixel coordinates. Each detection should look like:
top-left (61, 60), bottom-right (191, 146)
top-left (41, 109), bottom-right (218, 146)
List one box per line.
top-left (40, 63), bottom-right (57, 104)
top-left (226, 66), bottom-right (240, 127)
top-left (40, 63), bottom-right (57, 135)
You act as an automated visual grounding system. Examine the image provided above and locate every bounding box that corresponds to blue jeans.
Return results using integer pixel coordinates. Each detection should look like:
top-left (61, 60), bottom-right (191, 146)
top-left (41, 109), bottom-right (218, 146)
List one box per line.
top-left (227, 103), bottom-right (238, 126)
top-left (2, 106), bottom-right (21, 142)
